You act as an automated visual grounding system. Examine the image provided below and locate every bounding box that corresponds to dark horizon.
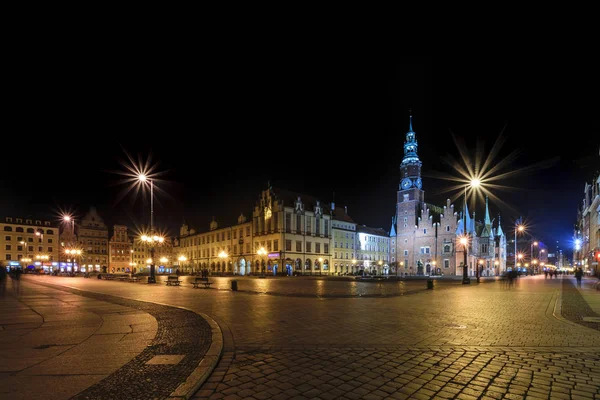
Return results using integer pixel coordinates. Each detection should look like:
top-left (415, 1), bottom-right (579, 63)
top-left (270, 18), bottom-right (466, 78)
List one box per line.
top-left (2, 59), bottom-right (599, 260)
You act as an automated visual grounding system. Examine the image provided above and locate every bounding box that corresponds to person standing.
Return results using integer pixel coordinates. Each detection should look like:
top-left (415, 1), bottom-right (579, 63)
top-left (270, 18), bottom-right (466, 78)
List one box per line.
top-left (575, 267), bottom-right (583, 287)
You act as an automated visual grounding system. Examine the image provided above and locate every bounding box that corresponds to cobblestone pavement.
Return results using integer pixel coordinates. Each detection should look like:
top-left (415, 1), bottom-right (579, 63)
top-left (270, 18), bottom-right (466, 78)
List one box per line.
top-left (20, 274), bottom-right (600, 399)
top-left (560, 278), bottom-right (600, 331)
top-left (1, 278), bottom-right (212, 400)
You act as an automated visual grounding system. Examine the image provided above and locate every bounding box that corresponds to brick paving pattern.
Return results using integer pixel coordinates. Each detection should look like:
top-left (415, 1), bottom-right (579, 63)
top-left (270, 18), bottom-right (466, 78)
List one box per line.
top-left (34, 281), bottom-right (213, 400)
top-left (560, 278), bottom-right (600, 331)
top-left (15, 274), bottom-right (600, 400)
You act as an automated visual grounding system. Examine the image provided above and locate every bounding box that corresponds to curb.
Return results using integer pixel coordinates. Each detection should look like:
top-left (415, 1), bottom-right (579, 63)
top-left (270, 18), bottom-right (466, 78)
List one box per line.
top-left (23, 278), bottom-right (224, 400)
top-left (169, 312), bottom-right (223, 399)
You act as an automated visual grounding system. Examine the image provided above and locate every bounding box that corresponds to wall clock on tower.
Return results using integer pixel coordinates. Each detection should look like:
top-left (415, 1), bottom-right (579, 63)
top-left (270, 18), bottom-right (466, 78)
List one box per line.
top-left (414, 178), bottom-right (422, 189)
top-left (401, 178), bottom-right (412, 190)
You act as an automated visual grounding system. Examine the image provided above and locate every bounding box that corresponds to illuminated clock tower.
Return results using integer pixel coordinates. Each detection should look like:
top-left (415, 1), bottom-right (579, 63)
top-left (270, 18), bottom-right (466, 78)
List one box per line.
top-left (395, 112), bottom-right (425, 273)
top-left (398, 112), bottom-right (424, 212)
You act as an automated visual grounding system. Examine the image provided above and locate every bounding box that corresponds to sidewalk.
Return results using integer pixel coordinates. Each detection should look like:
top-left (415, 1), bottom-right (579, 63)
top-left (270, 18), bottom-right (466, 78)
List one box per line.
top-left (577, 275), bottom-right (600, 317)
top-left (0, 277), bottom-right (221, 400)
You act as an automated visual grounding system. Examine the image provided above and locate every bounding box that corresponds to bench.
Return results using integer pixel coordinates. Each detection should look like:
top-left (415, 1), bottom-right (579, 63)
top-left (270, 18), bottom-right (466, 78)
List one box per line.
top-left (129, 276), bottom-right (140, 282)
top-left (166, 275), bottom-right (182, 286)
top-left (192, 277), bottom-right (213, 289)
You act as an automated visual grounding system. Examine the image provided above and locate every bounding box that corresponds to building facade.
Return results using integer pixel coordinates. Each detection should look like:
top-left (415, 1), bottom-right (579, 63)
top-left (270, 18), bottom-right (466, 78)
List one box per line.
top-left (1, 216), bottom-right (60, 272)
top-left (253, 187), bottom-right (332, 276)
top-left (178, 215), bottom-right (253, 275)
top-left (109, 225), bottom-right (133, 272)
top-left (177, 187), bottom-right (334, 276)
top-left (78, 207), bottom-right (109, 272)
top-left (392, 114), bottom-right (507, 277)
top-left (331, 205), bottom-right (358, 275)
top-left (576, 173), bottom-right (600, 275)
top-left (356, 225), bottom-right (390, 275)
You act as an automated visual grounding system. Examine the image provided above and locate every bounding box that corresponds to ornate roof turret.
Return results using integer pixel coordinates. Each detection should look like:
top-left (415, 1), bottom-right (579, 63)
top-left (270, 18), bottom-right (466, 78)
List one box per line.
top-left (400, 112), bottom-right (422, 168)
top-left (209, 216), bottom-right (218, 231)
top-left (455, 202), bottom-right (473, 235)
top-left (481, 196), bottom-right (493, 237)
top-left (496, 214), bottom-right (505, 237)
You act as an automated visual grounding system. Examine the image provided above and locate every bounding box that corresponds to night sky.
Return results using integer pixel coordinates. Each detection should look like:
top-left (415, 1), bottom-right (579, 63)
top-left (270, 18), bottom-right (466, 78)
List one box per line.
top-left (2, 58), bottom-right (598, 259)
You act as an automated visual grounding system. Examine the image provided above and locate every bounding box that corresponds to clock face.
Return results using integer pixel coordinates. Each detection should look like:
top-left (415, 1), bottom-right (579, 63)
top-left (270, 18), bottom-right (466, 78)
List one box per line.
top-left (415, 178), bottom-right (422, 189)
top-left (401, 178), bottom-right (412, 189)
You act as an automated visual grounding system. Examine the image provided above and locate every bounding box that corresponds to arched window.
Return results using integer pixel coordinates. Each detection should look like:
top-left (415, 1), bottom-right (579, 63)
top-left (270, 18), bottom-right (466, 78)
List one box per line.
top-left (47, 229), bottom-right (54, 235)
top-left (16, 227), bottom-right (23, 232)
top-left (27, 228), bottom-right (34, 233)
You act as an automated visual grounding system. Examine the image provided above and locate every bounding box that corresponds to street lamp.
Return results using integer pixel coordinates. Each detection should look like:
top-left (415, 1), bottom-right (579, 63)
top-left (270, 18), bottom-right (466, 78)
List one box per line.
top-left (141, 234), bottom-right (164, 283)
top-left (531, 240), bottom-right (538, 274)
top-left (20, 240), bottom-right (27, 262)
top-left (178, 255), bottom-right (187, 274)
top-left (62, 214), bottom-right (76, 240)
top-left (459, 235), bottom-right (470, 284)
top-left (461, 179), bottom-right (480, 284)
top-left (257, 247), bottom-right (267, 276)
top-left (139, 173), bottom-right (161, 284)
top-left (218, 250), bottom-right (229, 275)
top-left (65, 248), bottom-right (82, 274)
top-left (514, 218), bottom-right (524, 272)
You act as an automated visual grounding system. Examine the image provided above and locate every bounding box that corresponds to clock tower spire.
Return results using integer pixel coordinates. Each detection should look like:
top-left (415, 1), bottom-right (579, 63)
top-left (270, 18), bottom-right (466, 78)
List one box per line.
top-left (399, 110), bottom-right (424, 198)
top-left (394, 110), bottom-right (426, 275)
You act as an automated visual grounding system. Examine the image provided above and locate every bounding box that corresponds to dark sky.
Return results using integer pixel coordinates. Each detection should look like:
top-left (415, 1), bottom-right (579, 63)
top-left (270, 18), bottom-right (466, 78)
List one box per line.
top-left (2, 57), bottom-right (599, 260)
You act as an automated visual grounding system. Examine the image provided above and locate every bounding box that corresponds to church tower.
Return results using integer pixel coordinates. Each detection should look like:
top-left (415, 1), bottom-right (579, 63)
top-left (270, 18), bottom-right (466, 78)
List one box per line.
top-left (394, 111), bottom-right (426, 274)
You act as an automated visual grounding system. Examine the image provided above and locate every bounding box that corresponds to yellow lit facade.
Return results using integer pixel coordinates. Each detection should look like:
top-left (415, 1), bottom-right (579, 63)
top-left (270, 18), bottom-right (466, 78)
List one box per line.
top-left (78, 207), bottom-right (108, 272)
top-left (0, 216), bottom-right (60, 271)
top-left (109, 225), bottom-right (132, 272)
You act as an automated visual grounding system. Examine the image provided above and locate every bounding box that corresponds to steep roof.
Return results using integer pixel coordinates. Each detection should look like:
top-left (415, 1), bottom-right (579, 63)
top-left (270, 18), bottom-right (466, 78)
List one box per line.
top-left (357, 224), bottom-right (388, 236)
top-left (331, 206), bottom-right (356, 223)
top-left (269, 187), bottom-right (332, 213)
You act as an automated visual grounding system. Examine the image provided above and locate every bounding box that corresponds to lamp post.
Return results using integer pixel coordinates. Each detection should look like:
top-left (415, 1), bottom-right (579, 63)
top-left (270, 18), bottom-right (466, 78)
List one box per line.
top-left (66, 249), bottom-right (82, 274)
top-left (138, 173), bottom-right (161, 284)
top-left (460, 236), bottom-right (470, 283)
top-left (219, 251), bottom-right (229, 275)
top-left (514, 218), bottom-right (524, 272)
top-left (178, 255), bottom-right (187, 274)
top-left (141, 234), bottom-right (164, 283)
top-left (517, 253), bottom-right (524, 272)
top-left (257, 247), bottom-right (266, 276)
top-left (461, 179), bottom-right (480, 284)
top-left (63, 214), bottom-right (76, 240)
top-left (531, 240), bottom-right (538, 274)
top-left (20, 240), bottom-right (27, 265)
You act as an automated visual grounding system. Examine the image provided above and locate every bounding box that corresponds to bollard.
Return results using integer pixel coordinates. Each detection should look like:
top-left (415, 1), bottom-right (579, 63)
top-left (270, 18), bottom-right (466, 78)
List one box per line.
top-left (231, 280), bottom-right (238, 291)
top-left (427, 278), bottom-right (434, 290)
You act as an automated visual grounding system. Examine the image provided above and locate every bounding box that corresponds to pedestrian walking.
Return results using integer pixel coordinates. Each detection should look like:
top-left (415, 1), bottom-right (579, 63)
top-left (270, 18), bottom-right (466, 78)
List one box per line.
top-left (575, 267), bottom-right (583, 287)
